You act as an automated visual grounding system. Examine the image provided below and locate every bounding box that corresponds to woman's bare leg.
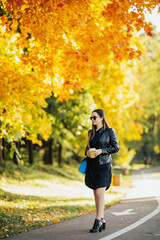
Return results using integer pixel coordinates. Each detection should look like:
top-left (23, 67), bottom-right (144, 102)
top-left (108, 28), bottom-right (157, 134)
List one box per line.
top-left (93, 190), bottom-right (97, 210)
top-left (94, 187), bottom-right (105, 219)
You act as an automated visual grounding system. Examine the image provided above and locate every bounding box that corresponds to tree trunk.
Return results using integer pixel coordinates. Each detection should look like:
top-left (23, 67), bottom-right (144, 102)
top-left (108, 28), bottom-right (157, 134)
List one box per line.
top-left (28, 140), bottom-right (34, 164)
top-left (13, 141), bottom-right (20, 164)
top-left (48, 138), bottom-right (54, 164)
top-left (43, 139), bottom-right (54, 165)
top-left (43, 150), bottom-right (48, 164)
top-left (43, 140), bottom-right (48, 164)
top-left (2, 138), bottom-right (6, 161)
top-left (58, 143), bottom-right (62, 167)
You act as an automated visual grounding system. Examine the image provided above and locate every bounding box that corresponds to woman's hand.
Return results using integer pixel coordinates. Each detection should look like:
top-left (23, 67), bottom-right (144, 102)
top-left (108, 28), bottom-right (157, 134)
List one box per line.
top-left (87, 149), bottom-right (102, 158)
top-left (94, 149), bottom-right (102, 157)
top-left (86, 150), bottom-right (91, 158)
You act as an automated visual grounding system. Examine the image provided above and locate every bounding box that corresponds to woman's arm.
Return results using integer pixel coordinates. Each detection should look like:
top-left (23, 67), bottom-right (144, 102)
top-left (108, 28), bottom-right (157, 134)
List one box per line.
top-left (102, 128), bottom-right (119, 154)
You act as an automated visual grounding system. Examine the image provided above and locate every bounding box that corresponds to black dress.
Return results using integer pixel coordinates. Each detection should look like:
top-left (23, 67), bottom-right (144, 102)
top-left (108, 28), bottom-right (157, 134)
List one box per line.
top-left (85, 126), bottom-right (112, 191)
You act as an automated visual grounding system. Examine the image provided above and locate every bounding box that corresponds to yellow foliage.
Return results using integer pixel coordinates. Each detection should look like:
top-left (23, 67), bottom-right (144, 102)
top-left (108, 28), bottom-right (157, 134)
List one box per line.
top-left (0, 28), bottom-right (52, 143)
top-left (0, 0), bottom-right (159, 144)
top-left (154, 145), bottom-right (160, 154)
top-left (117, 143), bottom-right (136, 167)
top-left (1, 0), bottom-right (158, 100)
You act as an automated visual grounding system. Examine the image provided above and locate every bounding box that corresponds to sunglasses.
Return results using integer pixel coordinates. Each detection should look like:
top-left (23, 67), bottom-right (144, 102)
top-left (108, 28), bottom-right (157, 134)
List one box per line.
top-left (90, 116), bottom-right (99, 120)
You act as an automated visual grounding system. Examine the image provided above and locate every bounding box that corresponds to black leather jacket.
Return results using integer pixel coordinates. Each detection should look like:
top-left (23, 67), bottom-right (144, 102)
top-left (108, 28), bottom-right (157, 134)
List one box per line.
top-left (85, 127), bottom-right (119, 165)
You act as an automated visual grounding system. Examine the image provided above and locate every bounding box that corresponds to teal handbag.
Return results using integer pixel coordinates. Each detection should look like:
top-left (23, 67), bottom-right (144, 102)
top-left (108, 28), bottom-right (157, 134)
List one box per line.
top-left (78, 157), bottom-right (87, 174)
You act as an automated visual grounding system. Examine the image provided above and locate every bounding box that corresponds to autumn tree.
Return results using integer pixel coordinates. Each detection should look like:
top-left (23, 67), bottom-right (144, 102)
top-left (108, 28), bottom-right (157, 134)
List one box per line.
top-left (131, 30), bottom-right (160, 164)
top-left (0, 0), bottom-right (159, 161)
top-left (43, 91), bottom-right (94, 166)
top-left (85, 59), bottom-right (143, 166)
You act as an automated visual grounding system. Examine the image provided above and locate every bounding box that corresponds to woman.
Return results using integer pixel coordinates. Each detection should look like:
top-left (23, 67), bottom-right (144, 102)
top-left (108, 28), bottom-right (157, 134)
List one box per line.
top-left (85, 109), bottom-right (119, 233)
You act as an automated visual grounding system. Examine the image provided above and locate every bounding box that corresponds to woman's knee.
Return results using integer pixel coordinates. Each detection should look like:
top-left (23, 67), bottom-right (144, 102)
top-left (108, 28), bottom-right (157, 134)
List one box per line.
top-left (95, 188), bottom-right (105, 198)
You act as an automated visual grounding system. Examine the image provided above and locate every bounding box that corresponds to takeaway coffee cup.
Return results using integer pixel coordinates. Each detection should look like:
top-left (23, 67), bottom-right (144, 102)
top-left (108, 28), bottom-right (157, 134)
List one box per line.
top-left (89, 148), bottom-right (96, 158)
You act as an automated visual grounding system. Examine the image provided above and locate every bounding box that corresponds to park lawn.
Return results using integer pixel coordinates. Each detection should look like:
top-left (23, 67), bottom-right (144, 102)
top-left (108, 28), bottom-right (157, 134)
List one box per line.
top-left (0, 162), bottom-right (131, 238)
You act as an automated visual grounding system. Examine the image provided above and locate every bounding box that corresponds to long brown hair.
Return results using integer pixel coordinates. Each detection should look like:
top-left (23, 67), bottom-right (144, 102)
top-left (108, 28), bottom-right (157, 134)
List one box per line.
top-left (87, 109), bottom-right (109, 149)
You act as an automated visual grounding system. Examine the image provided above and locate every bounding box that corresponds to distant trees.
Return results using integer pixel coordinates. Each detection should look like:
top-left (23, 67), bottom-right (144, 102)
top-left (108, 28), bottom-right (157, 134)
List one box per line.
top-left (43, 92), bottom-right (94, 166)
top-left (131, 30), bottom-right (160, 164)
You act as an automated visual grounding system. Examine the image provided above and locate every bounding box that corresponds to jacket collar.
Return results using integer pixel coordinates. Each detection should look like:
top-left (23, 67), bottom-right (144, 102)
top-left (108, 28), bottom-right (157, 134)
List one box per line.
top-left (96, 126), bottom-right (105, 134)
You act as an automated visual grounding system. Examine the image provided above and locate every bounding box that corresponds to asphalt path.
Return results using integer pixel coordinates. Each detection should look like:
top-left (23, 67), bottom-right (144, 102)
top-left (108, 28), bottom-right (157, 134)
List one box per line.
top-left (5, 167), bottom-right (160, 240)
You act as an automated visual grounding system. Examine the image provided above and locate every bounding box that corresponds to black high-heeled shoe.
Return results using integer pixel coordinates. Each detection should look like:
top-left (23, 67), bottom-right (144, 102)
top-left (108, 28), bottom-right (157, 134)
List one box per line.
top-left (101, 218), bottom-right (106, 230)
top-left (90, 219), bottom-right (103, 233)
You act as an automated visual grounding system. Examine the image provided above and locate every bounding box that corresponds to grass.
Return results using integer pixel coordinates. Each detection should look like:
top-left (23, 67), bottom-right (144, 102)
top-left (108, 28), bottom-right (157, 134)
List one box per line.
top-left (129, 163), bottom-right (152, 170)
top-left (0, 189), bottom-right (95, 238)
top-left (0, 161), bottom-right (131, 238)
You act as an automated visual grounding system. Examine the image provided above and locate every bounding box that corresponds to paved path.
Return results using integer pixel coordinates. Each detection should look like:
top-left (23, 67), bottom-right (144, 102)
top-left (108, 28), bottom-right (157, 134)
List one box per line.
top-left (5, 167), bottom-right (160, 240)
